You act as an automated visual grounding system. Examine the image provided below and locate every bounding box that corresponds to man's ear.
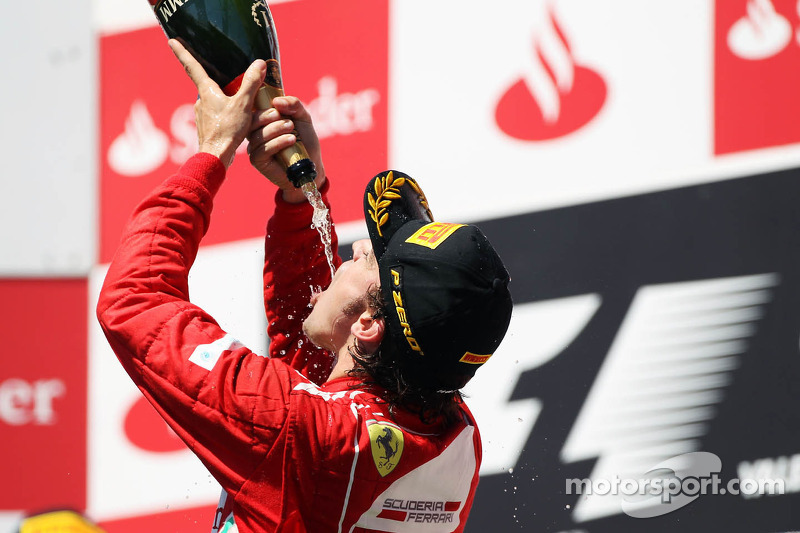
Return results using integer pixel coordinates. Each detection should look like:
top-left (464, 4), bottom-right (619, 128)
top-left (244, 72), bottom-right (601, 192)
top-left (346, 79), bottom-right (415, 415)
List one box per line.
top-left (351, 310), bottom-right (385, 353)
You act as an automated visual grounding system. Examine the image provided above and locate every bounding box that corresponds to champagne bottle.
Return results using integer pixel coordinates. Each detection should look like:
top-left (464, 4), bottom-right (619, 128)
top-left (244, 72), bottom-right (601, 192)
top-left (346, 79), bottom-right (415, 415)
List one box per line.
top-left (148, 0), bottom-right (317, 187)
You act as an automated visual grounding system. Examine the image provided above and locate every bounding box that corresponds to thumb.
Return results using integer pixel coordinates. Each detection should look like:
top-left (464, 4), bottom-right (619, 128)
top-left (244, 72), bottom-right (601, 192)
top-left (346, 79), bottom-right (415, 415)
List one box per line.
top-left (237, 59), bottom-right (267, 109)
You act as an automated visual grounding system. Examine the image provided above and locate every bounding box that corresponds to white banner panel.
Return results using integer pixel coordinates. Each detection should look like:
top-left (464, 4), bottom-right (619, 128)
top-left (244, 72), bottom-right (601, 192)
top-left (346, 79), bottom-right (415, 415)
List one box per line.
top-left (390, 0), bottom-right (721, 222)
top-left (0, 0), bottom-right (96, 275)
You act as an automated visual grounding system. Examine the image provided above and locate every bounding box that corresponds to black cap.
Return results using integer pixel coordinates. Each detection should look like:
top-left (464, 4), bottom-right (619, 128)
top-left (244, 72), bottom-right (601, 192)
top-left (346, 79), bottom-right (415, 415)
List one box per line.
top-left (363, 170), bottom-right (513, 389)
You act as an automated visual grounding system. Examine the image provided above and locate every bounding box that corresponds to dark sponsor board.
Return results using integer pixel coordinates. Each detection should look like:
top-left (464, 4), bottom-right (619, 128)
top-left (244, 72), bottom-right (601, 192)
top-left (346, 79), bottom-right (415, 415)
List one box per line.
top-left (459, 167), bottom-right (800, 532)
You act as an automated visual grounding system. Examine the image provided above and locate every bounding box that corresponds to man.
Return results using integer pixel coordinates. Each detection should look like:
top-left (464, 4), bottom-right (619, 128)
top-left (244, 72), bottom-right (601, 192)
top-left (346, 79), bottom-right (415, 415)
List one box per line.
top-left (97, 40), bottom-right (513, 532)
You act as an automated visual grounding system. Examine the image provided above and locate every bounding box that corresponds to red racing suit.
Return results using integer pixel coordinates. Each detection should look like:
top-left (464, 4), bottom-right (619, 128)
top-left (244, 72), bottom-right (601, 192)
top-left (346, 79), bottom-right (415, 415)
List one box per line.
top-left (97, 153), bottom-right (482, 533)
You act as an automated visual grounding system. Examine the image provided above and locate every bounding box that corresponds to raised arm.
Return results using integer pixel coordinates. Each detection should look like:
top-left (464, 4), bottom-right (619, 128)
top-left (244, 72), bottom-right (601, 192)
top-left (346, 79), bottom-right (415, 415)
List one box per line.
top-left (96, 41), bottom-right (308, 495)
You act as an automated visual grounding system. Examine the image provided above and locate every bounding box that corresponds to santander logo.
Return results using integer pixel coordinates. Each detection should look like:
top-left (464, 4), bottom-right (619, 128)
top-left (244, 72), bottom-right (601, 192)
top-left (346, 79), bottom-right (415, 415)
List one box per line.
top-left (727, 0), bottom-right (792, 59)
top-left (306, 77), bottom-right (381, 140)
top-left (495, 6), bottom-right (607, 141)
top-left (124, 396), bottom-right (185, 453)
top-left (108, 100), bottom-right (171, 177)
top-left (0, 377), bottom-right (65, 426)
top-left (107, 77), bottom-right (380, 178)
top-left (715, 0), bottom-right (800, 154)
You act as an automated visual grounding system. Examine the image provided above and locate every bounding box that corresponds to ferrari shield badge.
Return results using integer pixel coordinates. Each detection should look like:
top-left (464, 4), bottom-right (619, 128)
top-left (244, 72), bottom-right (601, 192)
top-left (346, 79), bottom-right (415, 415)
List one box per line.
top-left (368, 422), bottom-right (404, 477)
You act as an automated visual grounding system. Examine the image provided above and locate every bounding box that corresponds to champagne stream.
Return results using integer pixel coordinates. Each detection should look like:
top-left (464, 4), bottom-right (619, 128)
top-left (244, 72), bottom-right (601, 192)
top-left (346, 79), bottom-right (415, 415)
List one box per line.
top-left (301, 181), bottom-right (336, 280)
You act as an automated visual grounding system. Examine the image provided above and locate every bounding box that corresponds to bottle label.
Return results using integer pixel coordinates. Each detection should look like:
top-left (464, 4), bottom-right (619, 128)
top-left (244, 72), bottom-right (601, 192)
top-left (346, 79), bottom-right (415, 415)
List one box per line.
top-left (265, 59), bottom-right (283, 90)
top-left (251, 0), bottom-right (273, 30)
top-left (154, 0), bottom-right (192, 25)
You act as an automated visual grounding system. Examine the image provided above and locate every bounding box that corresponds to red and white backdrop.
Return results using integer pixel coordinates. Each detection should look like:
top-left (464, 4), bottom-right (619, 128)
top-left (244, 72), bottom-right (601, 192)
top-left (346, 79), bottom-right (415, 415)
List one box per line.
top-left (3, 0), bottom-right (800, 531)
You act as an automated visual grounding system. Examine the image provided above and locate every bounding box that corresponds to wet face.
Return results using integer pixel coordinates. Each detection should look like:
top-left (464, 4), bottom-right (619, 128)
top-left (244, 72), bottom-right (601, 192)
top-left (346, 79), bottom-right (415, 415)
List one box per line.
top-left (302, 239), bottom-right (380, 351)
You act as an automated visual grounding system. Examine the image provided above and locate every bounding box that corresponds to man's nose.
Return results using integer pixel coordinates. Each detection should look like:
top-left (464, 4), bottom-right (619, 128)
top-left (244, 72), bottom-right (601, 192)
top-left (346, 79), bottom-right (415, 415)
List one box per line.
top-left (352, 239), bottom-right (371, 258)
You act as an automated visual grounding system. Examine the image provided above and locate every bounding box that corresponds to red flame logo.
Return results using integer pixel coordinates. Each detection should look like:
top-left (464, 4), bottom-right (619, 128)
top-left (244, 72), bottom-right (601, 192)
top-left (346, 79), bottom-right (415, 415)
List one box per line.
top-left (495, 6), bottom-right (607, 141)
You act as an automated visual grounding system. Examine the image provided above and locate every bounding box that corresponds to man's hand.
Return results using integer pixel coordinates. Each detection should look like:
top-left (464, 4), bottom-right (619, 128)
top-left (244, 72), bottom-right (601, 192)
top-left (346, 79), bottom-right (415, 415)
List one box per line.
top-left (169, 39), bottom-right (264, 169)
top-left (247, 96), bottom-right (327, 203)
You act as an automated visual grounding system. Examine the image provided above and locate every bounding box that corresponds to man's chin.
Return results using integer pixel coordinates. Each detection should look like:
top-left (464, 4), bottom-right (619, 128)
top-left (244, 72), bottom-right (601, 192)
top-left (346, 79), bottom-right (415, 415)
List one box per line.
top-left (301, 321), bottom-right (316, 347)
top-left (301, 320), bottom-right (330, 351)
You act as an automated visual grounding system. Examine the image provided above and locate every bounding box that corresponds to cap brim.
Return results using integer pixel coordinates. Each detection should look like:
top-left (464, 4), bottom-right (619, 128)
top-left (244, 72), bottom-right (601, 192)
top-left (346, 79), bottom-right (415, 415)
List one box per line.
top-left (363, 170), bottom-right (434, 260)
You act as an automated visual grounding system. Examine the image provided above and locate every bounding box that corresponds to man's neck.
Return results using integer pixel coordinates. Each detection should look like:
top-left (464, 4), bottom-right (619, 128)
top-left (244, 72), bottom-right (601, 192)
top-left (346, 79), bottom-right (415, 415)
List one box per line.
top-left (326, 345), bottom-right (356, 382)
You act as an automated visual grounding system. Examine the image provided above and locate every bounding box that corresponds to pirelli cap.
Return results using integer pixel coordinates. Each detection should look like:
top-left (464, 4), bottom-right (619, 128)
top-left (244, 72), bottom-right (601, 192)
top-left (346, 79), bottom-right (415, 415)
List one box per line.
top-left (364, 170), bottom-right (513, 389)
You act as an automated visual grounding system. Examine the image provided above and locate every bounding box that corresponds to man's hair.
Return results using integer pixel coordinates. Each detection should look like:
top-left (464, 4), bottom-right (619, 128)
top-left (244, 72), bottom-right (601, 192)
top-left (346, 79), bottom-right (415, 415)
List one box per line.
top-left (346, 286), bottom-right (466, 425)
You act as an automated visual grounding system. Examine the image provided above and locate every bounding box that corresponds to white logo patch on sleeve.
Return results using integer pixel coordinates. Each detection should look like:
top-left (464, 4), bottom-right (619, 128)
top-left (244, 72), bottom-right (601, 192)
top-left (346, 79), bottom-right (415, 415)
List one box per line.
top-left (188, 334), bottom-right (243, 371)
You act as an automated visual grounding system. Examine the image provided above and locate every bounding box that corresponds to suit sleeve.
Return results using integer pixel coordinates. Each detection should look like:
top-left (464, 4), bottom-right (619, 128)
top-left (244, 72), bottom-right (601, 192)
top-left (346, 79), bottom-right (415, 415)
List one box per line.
top-left (96, 153), bottom-right (306, 496)
top-left (263, 179), bottom-right (343, 384)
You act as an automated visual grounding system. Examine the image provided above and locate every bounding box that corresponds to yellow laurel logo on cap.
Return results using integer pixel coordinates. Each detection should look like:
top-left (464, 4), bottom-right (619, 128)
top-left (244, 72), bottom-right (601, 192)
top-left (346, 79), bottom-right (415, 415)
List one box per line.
top-left (459, 352), bottom-right (493, 364)
top-left (406, 222), bottom-right (466, 250)
top-left (367, 171), bottom-right (405, 237)
top-left (368, 422), bottom-right (404, 477)
top-left (367, 172), bottom-right (433, 237)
